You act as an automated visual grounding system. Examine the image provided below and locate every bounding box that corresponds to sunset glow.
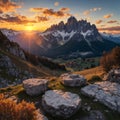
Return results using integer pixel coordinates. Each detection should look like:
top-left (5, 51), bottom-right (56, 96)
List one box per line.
top-left (0, 0), bottom-right (120, 34)
top-left (25, 26), bottom-right (34, 31)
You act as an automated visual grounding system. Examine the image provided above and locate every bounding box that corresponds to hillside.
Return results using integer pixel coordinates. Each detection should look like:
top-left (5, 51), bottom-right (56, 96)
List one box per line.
top-left (0, 31), bottom-right (66, 88)
top-left (75, 66), bottom-right (105, 80)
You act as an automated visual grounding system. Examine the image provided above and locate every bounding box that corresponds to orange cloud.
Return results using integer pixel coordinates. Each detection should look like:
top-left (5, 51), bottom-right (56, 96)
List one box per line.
top-left (107, 20), bottom-right (117, 23)
top-left (0, 14), bottom-right (36, 24)
top-left (103, 14), bottom-right (113, 19)
top-left (83, 7), bottom-right (101, 16)
top-left (96, 20), bottom-right (103, 24)
top-left (54, 2), bottom-right (59, 7)
top-left (30, 7), bottom-right (71, 17)
top-left (0, 0), bottom-right (21, 13)
top-left (60, 8), bottom-right (70, 12)
top-left (30, 8), bottom-right (47, 12)
top-left (99, 26), bottom-right (120, 31)
top-left (83, 10), bottom-right (91, 16)
top-left (43, 9), bottom-right (63, 17)
top-left (99, 26), bottom-right (120, 34)
top-left (35, 16), bottom-right (49, 22)
top-left (0, 13), bottom-right (50, 25)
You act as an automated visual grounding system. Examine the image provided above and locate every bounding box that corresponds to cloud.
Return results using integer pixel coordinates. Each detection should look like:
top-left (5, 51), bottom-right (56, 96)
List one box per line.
top-left (30, 8), bottom-right (47, 12)
top-left (83, 7), bottom-right (101, 16)
top-left (54, 2), bottom-right (59, 7)
top-left (101, 25), bottom-right (106, 27)
top-left (35, 16), bottom-right (49, 22)
top-left (99, 26), bottom-right (120, 31)
top-left (0, 13), bottom-right (49, 24)
top-left (60, 8), bottom-right (70, 12)
top-left (90, 7), bottom-right (101, 12)
top-left (30, 7), bottom-right (71, 17)
top-left (99, 26), bottom-right (120, 34)
top-left (107, 20), bottom-right (117, 23)
top-left (103, 14), bottom-right (113, 19)
top-left (0, 0), bottom-right (21, 13)
top-left (83, 10), bottom-right (91, 16)
top-left (96, 20), bottom-right (103, 24)
top-left (0, 14), bottom-right (36, 24)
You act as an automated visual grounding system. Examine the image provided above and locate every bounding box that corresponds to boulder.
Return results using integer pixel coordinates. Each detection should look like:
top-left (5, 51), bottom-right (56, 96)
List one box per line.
top-left (60, 73), bottom-right (86, 87)
top-left (42, 90), bottom-right (81, 118)
top-left (105, 68), bottom-right (120, 83)
top-left (23, 78), bottom-right (48, 96)
top-left (81, 81), bottom-right (120, 112)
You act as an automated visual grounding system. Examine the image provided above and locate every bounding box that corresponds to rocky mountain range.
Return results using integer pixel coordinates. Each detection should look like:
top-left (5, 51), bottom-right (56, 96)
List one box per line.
top-left (101, 32), bottom-right (120, 44)
top-left (1, 16), bottom-right (119, 59)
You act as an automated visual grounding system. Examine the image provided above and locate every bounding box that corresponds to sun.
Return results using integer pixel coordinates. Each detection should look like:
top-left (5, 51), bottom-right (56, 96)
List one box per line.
top-left (25, 26), bottom-right (34, 31)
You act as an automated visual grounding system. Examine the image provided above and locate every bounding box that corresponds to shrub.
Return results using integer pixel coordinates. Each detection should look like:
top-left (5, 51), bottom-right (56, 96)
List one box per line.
top-left (88, 75), bottom-right (102, 84)
top-left (100, 46), bottom-right (120, 72)
top-left (0, 94), bottom-right (37, 120)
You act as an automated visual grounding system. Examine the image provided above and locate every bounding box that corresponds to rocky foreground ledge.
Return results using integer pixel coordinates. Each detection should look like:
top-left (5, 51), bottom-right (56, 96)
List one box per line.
top-left (81, 81), bottom-right (120, 112)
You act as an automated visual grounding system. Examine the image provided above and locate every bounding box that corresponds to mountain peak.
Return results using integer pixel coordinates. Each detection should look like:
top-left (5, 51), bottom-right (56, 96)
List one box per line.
top-left (67, 16), bottom-right (78, 23)
top-left (46, 16), bottom-right (98, 33)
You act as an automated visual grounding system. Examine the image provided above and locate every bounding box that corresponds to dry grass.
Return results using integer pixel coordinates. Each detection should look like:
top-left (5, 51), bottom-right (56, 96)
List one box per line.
top-left (0, 94), bottom-right (37, 120)
top-left (74, 66), bottom-right (105, 80)
top-left (0, 49), bottom-right (64, 77)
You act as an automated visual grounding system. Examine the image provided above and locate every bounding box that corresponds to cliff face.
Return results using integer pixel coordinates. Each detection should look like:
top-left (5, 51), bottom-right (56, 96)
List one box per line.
top-left (0, 53), bottom-right (33, 88)
top-left (0, 31), bottom-right (26, 60)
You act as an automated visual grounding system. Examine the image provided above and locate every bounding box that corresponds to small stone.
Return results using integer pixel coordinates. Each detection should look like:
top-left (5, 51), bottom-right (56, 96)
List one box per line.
top-left (87, 106), bottom-right (91, 111)
top-left (23, 78), bottom-right (48, 96)
top-left (60, 73), bottom-right (86, 87)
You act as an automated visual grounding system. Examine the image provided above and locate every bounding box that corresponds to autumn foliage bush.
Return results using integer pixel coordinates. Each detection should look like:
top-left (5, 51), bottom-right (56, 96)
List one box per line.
top-left (0, 94), bottom-right (37, 120)
top-left (100, 46), bottom-right (120, 72)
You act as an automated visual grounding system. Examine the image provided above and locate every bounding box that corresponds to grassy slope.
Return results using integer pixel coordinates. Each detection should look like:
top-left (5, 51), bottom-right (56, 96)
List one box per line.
top-left (0, 48), bottom-right (66, 79)
top-left (75, 66), bottom-right (105, 80)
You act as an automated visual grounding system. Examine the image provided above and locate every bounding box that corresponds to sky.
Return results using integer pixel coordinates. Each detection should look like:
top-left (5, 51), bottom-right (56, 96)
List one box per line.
top-left (0, 0), bottom-right (120, 34)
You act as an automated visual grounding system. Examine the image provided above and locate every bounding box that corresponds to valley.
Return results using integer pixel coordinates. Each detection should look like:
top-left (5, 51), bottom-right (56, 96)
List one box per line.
top-left (54, 57), bottom-right (100, 71)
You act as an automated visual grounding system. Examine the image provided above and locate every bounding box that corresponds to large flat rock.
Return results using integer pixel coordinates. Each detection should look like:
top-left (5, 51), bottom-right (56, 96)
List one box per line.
top-left (61, 73), bottom-right (86, 87)
top-left (42, 90), bottom-right (81, 118)
top-left (23, 78), bottom-right (48, 96)
top-left (81, 81), bottom-right (120, 112)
